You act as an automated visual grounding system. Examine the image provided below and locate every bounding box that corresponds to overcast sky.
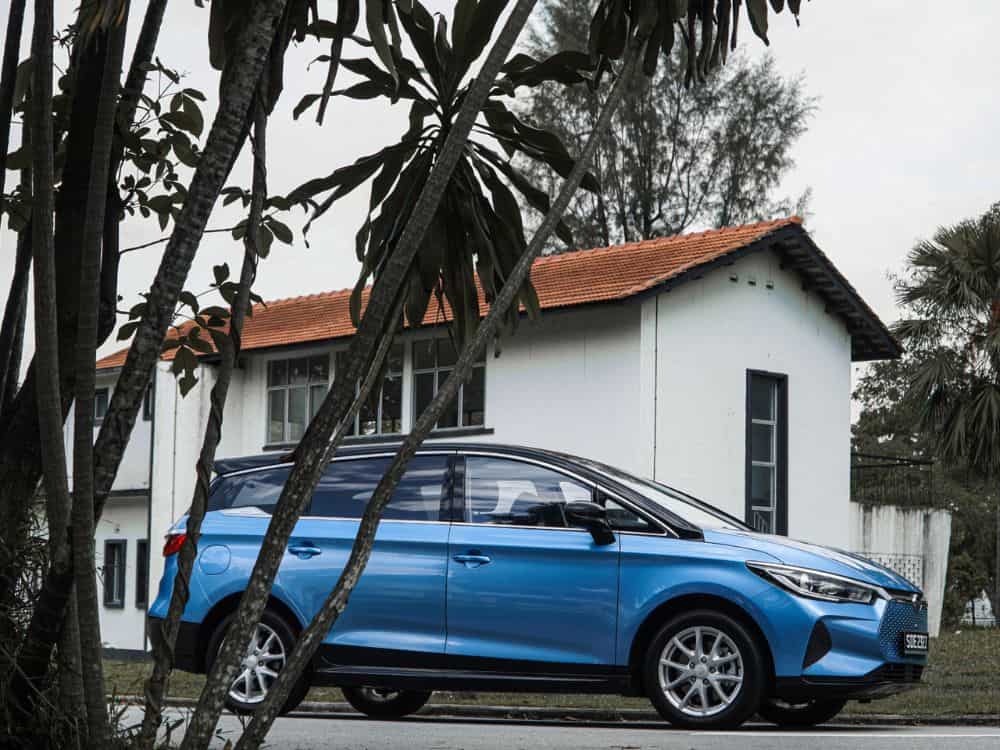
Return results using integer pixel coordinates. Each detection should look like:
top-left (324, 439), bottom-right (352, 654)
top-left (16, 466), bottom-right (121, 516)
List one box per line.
top-left (1, 1), bottom-right (997, 379)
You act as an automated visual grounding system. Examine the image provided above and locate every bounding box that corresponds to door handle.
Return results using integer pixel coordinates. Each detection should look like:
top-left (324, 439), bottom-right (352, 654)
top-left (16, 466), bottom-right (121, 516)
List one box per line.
top-left (452, 553), bottom-right (491, 568)
top-left (288, 544), bottom-right (322, 559)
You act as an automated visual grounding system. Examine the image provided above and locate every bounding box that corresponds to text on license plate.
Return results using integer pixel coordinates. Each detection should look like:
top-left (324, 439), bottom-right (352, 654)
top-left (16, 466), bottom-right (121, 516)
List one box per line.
top-left (902, 632), bottom-right (928, 655)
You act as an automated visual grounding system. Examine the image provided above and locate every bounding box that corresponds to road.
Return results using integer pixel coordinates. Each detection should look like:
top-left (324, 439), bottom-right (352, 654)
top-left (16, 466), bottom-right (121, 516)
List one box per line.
top-left (131, 708), bottom-right (1000, 749)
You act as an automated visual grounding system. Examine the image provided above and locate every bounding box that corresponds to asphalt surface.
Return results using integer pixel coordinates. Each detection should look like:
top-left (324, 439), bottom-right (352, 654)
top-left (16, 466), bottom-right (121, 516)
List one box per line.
top-left (132, 708), bottom-right (1000, 749)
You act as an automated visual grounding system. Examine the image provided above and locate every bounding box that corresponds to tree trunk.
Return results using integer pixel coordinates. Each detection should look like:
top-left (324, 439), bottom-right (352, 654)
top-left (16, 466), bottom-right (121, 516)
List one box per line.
top-left (234, 28), bottom-right (647, 750)
top-left (0, 0), bottom-right (26, 199)
top-left (0, 12), bottom-right (115, 653)
top-left (91, 0), bottom-right (288, 520)
top-left (99, 0), bottom-right (168, 345)
top-left (58, 587), bottom-right (86, 724)
top-left (0, 227), bottom-right (30, 417)
top-left (137, 91), bottom-right (267, 750)
top-left (182, 5), bottom-right (541, 749)
top-left (70, 7), bottom-right (130, 744)
top-left (8, 0), bottom-right (73, 723)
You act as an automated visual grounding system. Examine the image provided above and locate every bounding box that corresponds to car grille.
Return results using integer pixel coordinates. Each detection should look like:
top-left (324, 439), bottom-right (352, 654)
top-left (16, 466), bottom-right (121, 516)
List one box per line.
top-left (870, 663), bottom-right (925, 682)
top-left (878, 599), bottom-right (928, 661)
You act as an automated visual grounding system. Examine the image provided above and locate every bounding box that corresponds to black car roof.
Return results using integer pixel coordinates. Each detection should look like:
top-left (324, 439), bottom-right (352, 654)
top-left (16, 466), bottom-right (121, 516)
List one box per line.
top-left (212, 441), bottom-right (574, 476)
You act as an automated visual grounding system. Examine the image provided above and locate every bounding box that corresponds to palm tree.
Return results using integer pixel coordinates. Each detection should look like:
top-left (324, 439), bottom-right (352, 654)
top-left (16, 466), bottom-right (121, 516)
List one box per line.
top-left (894, 203), bottom-right (1000, 619)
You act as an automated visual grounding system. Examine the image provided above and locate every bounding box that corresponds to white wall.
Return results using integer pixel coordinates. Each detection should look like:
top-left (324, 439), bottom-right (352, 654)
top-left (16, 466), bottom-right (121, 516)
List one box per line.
top-left (446, 304), bottom-right (644, 472)
top-left (647, 251), bottom-right (853, 547)
top-left (95, 496), bottom-right (149, 651)
top-left (146, 360), bottom-right (219, 627)
top-left (64, 371), bottom-right (153, 492)
top-left (850, 502), bottom-right (952, 636)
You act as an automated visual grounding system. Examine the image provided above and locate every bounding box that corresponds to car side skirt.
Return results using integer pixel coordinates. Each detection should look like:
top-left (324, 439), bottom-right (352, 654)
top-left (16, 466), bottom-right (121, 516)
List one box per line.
top-left (313, 645), bottom-right (631, 694)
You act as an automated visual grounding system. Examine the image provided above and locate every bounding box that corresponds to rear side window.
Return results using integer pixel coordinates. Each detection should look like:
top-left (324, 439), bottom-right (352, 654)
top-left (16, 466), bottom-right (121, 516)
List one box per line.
top-left (309, 456), bottom-right (450, 522)
top-left (208, 467), bottom-right (290, 513)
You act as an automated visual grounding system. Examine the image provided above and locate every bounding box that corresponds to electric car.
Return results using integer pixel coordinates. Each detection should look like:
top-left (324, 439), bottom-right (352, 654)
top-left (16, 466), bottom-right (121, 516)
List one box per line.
top-left (148, 443), bottom-right (928, 729)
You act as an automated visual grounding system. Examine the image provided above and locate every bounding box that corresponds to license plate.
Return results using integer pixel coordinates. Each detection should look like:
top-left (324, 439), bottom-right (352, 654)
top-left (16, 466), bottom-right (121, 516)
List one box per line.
top-left (902, 631), bottom-right (928, 656)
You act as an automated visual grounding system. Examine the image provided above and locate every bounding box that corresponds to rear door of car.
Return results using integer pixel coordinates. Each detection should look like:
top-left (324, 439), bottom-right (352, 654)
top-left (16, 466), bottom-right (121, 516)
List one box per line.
top-left (284, 452), bottom-right (455, 664)
top-left (444, 453), bottom-right (620, 669)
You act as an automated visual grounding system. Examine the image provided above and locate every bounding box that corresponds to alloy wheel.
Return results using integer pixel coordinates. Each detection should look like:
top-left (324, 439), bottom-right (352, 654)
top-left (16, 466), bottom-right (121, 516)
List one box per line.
top-left (658, 625), bottom-right (744, 717)
top-left (228, 622), bottom-right (287, 705)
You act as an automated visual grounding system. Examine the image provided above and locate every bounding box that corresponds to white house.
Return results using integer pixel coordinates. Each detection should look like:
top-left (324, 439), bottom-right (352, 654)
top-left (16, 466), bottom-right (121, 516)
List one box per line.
top-left (86, 217), bottom-right (900, 651)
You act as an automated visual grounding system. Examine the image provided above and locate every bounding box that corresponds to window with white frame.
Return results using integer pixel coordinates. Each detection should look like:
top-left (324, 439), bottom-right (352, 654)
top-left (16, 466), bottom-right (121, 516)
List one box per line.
top-left (336, 343), bottom-right (404, 436)
top-left (266, 355), bottom-right (330, 444)
top-left (102, 539), bottom-right (126, 608)
top-left (413, 338), bottom-right (485, 429)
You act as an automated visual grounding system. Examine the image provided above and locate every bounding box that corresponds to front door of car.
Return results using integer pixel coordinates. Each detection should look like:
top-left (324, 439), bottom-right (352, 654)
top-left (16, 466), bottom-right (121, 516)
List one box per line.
top-left (279, 453), bottom-right (454, 664)
top-left (445, 455), bottom-right (620, 668)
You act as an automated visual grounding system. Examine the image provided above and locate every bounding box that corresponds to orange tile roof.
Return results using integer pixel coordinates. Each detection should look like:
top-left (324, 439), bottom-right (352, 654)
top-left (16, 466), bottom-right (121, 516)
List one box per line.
top-left (96, 217), bottom-right (889, 370)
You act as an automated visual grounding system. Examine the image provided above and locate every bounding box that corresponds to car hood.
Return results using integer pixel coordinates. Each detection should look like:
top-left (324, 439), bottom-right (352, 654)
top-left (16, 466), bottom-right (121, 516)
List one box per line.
top-left (702, 528), bottom-right (920, 593)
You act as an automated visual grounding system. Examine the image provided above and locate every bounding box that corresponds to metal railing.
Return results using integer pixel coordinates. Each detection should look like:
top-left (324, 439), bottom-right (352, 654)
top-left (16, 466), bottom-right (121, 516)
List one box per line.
top-left (851, 452), bottom-right (937, 508)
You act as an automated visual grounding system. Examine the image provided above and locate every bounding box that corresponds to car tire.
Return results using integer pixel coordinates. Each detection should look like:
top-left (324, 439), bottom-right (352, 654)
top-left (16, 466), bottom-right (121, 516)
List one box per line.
top-left (757, 697), bottom-right (847, 727)
top-left (205, 609), bottom-right (310, 716)
top-left (341, 687), bottom-right (432, 719)
top-left (643, 609), bottom-right (767, 729)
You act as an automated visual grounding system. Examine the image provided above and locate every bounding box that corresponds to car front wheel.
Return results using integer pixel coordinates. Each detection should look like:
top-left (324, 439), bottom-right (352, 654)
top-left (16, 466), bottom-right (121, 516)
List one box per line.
top-left (643, 609), bottom-right (766, 729)
top-left (757, 697), bottom-right (847, 727)
top-left (342, 687), bottom-right (432, 719)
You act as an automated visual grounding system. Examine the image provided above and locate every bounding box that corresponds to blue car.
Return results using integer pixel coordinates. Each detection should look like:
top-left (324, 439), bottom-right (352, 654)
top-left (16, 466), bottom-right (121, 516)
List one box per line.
top-left (148, 443), bottom-right (928, 729)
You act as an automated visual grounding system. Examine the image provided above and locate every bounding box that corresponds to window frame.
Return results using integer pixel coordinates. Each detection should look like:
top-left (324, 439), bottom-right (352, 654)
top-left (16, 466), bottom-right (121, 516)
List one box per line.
top-left (745, 370), bottom-right (788, 536)
top-left (265, 353), bottom-right (331, 444)
top-left (94, 387), bottom-right (110, 425)
top-left (135, 539), bottom-right (149, 608)
top-left (142, 384), bottom-right (154, 422)
top-left (336, 344), bottom-right (405, 438)
top-left (102, 539), bottom-right (127, 609)
top-left (412, 338), bottom-right (486, 431)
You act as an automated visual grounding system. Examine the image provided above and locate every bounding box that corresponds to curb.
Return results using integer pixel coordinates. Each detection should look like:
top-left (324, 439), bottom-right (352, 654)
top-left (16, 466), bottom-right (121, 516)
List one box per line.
top-left (114, 696), bottom-right (999, 727)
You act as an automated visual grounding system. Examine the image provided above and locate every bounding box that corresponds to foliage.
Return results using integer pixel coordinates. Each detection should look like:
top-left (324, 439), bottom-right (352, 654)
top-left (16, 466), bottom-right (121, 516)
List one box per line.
top-left (893, 203), bottom-right (1000, 476)
top-left (289, 0), bottom-right (599, 345)
top-left (853, 203), bottom-right (1000, 620)
top-left (588, 0), bottom-right (806, 83)
top-left (518, 0), bottom-right (812, 249)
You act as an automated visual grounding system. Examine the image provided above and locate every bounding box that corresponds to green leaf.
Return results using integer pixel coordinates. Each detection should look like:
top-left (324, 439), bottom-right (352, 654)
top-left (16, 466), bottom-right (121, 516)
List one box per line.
top-left (293, 93), bottom-right (322, 120)
top-left (746, 0), bottom-right (770, 44)
top-left (366, 0), bottom-right (399, 89)
top-left (179, 291), bottom-right (200, 314)
top-left (258, 225), bottom-right (274, 258)
top-left (117, 321), bottom-right (140, 341)
top-left (213, 263), bottom-right (230, 286)
top-left (455, 0), bottom-right (506, 77)
top-left (267, 218), bottom-right (293, 244)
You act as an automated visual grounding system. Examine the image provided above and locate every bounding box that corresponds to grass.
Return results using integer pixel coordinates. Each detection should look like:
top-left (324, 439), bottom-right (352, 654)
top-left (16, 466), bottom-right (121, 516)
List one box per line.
top-left (104, 627), bottom-right (1000, 718)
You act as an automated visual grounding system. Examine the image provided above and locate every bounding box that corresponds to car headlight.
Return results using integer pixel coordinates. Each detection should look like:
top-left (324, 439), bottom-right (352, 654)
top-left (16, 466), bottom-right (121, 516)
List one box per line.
top-left (747, 562), bottom-right (885, 604)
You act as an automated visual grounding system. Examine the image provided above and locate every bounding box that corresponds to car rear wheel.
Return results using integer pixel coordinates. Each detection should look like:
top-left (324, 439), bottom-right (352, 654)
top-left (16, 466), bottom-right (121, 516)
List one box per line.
top-left (643, 609), bottom-right (766, 729)
top-left (341, 687), bottom-right (432, 719)
top-left (758, 697), bottom-right (847, 727)
top-left (206, 610), bottom-right (310, 716)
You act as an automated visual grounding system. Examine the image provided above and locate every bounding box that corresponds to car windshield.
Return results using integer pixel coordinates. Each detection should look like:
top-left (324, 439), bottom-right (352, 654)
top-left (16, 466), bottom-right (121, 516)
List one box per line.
top-left (580, 460), bottom-right (749, 531)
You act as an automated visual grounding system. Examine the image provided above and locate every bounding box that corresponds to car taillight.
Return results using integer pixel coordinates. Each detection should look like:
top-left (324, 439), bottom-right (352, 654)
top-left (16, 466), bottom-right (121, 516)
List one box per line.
top-left (163, 533), bottom-right (187, 557)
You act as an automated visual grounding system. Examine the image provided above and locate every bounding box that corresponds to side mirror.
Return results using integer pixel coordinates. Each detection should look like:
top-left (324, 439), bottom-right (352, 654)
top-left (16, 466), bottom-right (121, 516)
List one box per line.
top-left (565, 502), bottom-right (616, 546)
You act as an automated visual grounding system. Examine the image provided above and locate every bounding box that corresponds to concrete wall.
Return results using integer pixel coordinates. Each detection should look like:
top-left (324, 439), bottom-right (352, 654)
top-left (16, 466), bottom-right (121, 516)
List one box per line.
top-left (850, 502), bottom-right (953, 636)
top-left (645, 251), bottom-right (853, 547)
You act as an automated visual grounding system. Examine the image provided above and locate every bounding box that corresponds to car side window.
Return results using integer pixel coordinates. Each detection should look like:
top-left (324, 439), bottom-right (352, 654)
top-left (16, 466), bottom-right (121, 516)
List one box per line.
top-left (463, 456), bottom-right (593, 528)
top-left (208, 467), bottom-right (290, 514)
top-left (596, 490), bottom-right (657, 533)
top-left (308, 455), bottom-right (450, 522)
